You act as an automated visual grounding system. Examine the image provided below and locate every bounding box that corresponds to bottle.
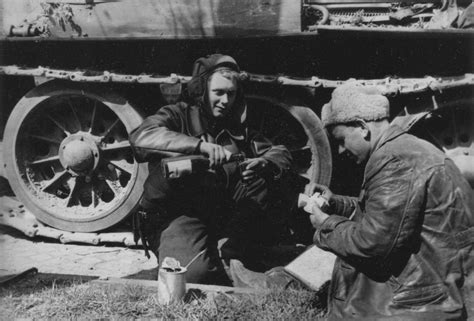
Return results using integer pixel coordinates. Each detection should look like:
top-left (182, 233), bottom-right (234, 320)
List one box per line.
top-left (161, 155), bottom-right (210, 179)
top-left (161, 154), bottom-right (245, 179)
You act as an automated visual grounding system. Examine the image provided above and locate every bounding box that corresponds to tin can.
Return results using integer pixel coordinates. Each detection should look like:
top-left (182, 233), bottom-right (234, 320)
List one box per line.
top-left (157, 267), bottom-right (187, 304)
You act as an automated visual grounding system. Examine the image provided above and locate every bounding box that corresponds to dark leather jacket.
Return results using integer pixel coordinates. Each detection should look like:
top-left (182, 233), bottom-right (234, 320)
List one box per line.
top-left (129, 102), bottom-right (292, 208)
top-left (314, 125), bottom-right (474, 320)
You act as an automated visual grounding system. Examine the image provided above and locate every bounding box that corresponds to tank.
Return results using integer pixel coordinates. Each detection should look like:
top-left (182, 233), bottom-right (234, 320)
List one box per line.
top-left (0, 0), bottom-right (472, 235)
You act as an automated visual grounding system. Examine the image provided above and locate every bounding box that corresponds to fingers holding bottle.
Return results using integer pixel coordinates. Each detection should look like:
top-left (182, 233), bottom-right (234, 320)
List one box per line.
top-left (199, 142), bottom-right (229, 167)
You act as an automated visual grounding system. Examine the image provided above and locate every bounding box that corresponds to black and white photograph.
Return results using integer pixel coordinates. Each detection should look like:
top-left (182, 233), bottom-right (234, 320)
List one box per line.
top-left (0, 0), bottom-right (473, 319)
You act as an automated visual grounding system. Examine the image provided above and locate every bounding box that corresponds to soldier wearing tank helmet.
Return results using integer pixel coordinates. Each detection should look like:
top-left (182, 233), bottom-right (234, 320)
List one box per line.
top-left (129, 54), bottom-right (292, 284)
top-left (306, 84), bottom-right (474, 320)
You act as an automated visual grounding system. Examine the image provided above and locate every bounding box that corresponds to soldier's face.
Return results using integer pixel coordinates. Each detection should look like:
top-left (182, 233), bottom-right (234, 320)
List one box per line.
top-left (329, 124), bottom-right (371, 165)
top-left (207, 72), bottom-right (237, 118)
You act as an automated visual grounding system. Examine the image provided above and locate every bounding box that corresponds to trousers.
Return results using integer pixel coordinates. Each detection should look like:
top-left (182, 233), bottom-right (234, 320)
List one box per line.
top-left (142, 163), bottom-right (277, 284)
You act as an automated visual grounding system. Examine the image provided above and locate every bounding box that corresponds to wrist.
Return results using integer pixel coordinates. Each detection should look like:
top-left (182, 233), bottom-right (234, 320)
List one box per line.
top-left (195, 140), bottom-right (203, 154)
top-left (310, 212), bottom-right (329, 228)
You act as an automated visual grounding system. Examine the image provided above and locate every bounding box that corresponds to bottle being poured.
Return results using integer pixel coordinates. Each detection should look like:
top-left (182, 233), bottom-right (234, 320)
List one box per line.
top-left (161, 150), bottom-right (245, 179)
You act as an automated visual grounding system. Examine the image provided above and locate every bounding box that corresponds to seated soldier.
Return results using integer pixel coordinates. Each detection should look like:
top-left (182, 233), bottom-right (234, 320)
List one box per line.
top-left (129, 54), bottom-right (292, 284)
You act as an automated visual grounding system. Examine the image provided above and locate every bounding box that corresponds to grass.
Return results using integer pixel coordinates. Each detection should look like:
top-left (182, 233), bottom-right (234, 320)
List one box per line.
top-left (0, 274), bottom-right (328, 320)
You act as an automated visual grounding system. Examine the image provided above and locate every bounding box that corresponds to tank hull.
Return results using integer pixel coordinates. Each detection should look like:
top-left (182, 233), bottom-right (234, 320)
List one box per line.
top-left (1, 30), bottom-right (473, 79)
top-left (1, 0), bottom-right (301, 38)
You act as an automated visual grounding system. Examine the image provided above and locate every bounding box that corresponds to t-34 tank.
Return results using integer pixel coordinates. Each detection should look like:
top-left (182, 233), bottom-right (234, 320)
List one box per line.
top-left (0, 0), bottom-right (472, 235)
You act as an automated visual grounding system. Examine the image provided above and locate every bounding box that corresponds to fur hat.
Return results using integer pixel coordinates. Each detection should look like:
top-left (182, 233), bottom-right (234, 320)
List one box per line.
top-left (321, 84), bottom-right (390, 127)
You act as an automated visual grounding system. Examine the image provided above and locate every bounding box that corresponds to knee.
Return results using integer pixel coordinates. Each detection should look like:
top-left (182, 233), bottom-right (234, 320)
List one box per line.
top-left (157, 216), bottom-right (229, 284)
top-left (184, 256), bottom-right (217, 284)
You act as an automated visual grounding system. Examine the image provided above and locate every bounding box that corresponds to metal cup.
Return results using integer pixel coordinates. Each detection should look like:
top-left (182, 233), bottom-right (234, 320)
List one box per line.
top-left (157, 267), bottom-right (187, 304)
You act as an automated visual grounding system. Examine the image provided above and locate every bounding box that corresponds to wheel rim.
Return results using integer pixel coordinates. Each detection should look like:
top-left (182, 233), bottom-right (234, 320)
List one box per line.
top-left (4, 81), bottom-right (147, 232)
top-left (410, 98), bottom-right (474, 186)
top-left (246, 96), bottom-right (332, 187)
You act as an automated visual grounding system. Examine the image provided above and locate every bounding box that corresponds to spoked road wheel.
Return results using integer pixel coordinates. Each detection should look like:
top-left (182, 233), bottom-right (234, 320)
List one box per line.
top-left (3, 80), bottom-right (148, 232)
top-left (246, 96), bottom-right (332, 187)
top-left (411, 98), bottom-right (474, 187)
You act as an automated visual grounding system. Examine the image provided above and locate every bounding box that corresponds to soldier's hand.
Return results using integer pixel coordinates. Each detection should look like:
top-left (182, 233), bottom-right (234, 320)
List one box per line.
top-left (309, 204), bottom-right (330, 228)
top-left (241, 157), bottom-right (268, 181)
top-left (305, 183), bottom-right (333, 203)
top-left (199, 142), bottom-right (228, 167)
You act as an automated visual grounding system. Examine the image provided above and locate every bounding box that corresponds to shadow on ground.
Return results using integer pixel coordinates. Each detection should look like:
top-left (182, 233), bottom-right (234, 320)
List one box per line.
top-left (125, 267), bottom-right (158, 280)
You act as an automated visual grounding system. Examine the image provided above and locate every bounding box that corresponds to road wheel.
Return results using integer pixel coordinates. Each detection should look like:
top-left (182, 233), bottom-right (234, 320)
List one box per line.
top-left (3, 80), bottom-right (148, 232)
top-left (244, 96), bottom-right (331, 244)
top-left (410, 97), bottom-right (474, 187)
top-left (246, 96), bottom-right (332, 188)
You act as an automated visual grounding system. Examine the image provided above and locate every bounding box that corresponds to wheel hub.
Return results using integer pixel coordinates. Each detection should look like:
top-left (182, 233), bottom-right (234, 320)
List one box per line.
top-left (59, 133), bottom-right (100, 174)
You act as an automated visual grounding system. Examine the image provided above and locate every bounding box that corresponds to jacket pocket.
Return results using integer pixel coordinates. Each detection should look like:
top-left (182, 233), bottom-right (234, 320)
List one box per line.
top-left (392, 284), bottom-right (448, 309)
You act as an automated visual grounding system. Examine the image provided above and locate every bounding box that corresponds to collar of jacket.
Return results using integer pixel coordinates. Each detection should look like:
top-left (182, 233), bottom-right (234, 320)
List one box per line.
top-left (369, 123), bottom-right (406, 157)
top-left (360, 124), bottom-right (406, 188)
top-left (186, 104), bottom-right (246, 141)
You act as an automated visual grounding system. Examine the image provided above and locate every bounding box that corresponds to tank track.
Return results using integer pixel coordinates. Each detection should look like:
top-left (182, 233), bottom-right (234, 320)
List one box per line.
top-left (0, 195), bottom-right (141, 247)
top-left (1, 65), bottom-right (473, 95)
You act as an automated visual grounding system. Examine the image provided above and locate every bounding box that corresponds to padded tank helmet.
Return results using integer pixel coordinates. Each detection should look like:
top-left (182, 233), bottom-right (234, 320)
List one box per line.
top-left (187, 54), bottom-right (241, 104)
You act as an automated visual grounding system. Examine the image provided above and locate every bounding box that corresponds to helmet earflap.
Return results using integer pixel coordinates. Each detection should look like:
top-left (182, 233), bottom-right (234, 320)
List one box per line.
top-left (186, 58), bottom-right (208, 101)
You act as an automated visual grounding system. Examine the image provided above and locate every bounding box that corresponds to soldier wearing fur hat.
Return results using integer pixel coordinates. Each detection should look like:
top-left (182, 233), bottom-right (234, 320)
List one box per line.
top-left (129, 54), bottom-right (292, 284)
top-left (307, 84), bottom-right (474, 320)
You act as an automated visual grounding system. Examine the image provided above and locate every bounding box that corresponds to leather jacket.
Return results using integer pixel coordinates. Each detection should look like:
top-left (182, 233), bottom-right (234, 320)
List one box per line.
top-left (129, 102), bottom-right (292, 209)
top-left (314, 125), bottom-right (474, 320)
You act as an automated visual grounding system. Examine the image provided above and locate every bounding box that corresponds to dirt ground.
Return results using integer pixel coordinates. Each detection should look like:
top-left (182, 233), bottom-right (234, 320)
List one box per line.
top-left (0, 225), bottom-right (158, 281)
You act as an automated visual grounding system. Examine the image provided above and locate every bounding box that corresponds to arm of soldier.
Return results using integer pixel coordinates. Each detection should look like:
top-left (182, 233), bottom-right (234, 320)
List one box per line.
top-left (260, 144), bottom-right (292, 174)
top-left (241, 147), bottom-right (292, 181)
top-left (305, 183), bottom-right (358, 217)
top-left (242, 129), bottom-right (292, 181)
top-left (331, 195), bottom-right (359, 217)
top-left (313, 156), bottom-right (425, 262)
top-left (129, 105), bottom-right (202, 162)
